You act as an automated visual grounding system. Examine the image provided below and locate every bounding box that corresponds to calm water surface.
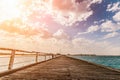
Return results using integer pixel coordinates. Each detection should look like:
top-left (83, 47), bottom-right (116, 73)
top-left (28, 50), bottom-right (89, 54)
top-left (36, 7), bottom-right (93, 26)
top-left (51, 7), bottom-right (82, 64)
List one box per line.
top-left (72, 56), bottom-right (120, 69)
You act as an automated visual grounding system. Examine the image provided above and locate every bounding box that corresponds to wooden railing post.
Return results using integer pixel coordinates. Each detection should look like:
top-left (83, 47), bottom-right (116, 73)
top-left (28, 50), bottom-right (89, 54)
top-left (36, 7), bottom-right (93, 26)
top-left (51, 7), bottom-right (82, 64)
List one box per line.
top-left (52, 54), bottom-right (54, 59)
top-left (45, 55), bottom-right (46, 61)
top-left (49, 55), bottom-right (51, 59)
top-left (54, 55), bottom-right (56, 58)
top-left (36, 52), bottom-right (39, 63)
top-left (8, 50), bottom-right (15, 70)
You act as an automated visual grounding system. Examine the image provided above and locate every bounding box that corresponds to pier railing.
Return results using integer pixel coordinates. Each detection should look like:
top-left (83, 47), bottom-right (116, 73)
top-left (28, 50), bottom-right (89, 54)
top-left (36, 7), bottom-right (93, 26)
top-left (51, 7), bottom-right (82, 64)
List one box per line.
top-left (0, 48), bottom-right (58, 72)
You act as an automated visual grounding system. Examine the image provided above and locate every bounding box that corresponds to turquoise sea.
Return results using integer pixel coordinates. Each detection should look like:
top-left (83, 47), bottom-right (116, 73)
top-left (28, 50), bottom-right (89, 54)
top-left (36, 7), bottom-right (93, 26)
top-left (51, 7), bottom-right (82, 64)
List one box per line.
top-left (72, 56), bottom-right (120, 69)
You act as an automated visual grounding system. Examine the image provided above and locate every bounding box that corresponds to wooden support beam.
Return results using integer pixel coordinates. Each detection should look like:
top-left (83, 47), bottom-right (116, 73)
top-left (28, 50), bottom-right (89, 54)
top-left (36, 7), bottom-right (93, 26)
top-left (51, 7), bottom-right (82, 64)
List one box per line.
top-left (52, 54), bottom-right (54, 59)
top-left (36, 53), bottom-right (39, 63)
top-left (45, 55), bottom-right (46, 61)
top-left (49, 56), bottom-right (51, 59)
top-left (8, 50), bottom-right (15, 70)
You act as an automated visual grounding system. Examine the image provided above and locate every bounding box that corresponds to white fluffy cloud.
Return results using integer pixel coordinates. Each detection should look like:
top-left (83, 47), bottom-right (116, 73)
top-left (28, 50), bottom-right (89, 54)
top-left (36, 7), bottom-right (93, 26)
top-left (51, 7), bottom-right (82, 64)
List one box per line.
top-left (18, 0), bottom-right (102, 27)
top-left (87, 25), bottom-right (100, 33)
top-left (53, 29), bottom-right (70, 39)
top-left (101, 20), bottom-right (120, 32)
top-left (107, 1), bottom-right (120, 23)
top-left (101, 2), bottom-right (120, 39)
top-left (91, 0), bottom-right (102, 4)
top-left (77, 20), bottom-right (120, 39)
top-left (72, 38), bottom-right (120, 55)
top-left (96, 20), bottom-right (120, 39)
top-left (77, 25), bottom-right (100, 36)
top-left (107, 2), bottom-right (120, 22)
top-left (36, 37), bottom-right (120, 55)
top-left (103, 32), bottom-right (119, 39)
top-left (113, 11), bottom-right (120, 22)
top-left (107, 2), bottom-right (120, 12)
top-left (46, 0), bottom-right (103, 26)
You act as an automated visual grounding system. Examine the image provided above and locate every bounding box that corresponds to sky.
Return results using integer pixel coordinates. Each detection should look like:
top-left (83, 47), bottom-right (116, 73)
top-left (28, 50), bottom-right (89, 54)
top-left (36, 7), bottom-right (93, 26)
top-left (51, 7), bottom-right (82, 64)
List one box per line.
top-left (0, 0), bottom-right (120, 55)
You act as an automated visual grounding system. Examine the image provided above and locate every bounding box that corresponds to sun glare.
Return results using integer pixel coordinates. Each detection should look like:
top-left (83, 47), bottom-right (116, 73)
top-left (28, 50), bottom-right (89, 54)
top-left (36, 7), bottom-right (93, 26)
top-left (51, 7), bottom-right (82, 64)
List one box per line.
top-left (0, 0), bottom-right (21, 22)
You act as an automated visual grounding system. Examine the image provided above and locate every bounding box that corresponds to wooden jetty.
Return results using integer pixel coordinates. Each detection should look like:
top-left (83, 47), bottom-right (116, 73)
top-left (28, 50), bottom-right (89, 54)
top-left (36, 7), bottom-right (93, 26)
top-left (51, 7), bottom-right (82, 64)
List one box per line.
top-left (1, 56), bottom-right (120, 80)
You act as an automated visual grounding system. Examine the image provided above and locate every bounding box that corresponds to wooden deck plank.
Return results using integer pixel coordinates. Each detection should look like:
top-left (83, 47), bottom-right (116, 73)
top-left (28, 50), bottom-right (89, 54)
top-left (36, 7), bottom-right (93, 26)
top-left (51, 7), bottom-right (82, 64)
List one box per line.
top-left (1, 56), bottom-right (120, 80)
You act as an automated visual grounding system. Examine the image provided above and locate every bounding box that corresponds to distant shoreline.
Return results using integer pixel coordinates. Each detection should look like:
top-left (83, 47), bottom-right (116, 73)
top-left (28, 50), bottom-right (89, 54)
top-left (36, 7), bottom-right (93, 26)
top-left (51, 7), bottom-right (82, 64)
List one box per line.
top-left (70, 54), bottom-right (120, 56)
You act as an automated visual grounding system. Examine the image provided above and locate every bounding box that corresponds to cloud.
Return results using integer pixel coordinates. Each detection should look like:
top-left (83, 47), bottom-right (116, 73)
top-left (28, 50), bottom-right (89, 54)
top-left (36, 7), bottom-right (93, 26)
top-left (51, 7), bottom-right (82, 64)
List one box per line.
top-left (0, 31), bottom-right (51, 51)
top-left (76, 20), bottom-right (120, 40)
top-left (102, 2), bottom-right (120, 40)
top-left (107, 2), bottom-right (120, 12)
top-left (15, 0), bottom-right (99, 26)
top-left (0, 31), bottom-right (34, 50)
top-left (87, 25), bottom-right (100, 33)
top-left (0, 19), bottom-right (52, 38)
top-left (53, 29), bottom-right (70, 39)
top-left (77, 2), bottom-right (120, 38)
top-left (91, 0), bottom-right (102, 4)
top-left (91, 20), bottom-right (120, 39)
top-left (0, 30), bottom-right (119, 55)
top-left (92, 20), bottom-right (120, 39)
top-left (107, 2), bottom-right (120, 22)
top-left (113, 11), bottom-right (120, 22)
top-left (72, 38), bottom-right (120, 55)
top-left (47, 0), bottom-right (103, 26)
top-left (1, 0), bottom-right (120, 55)
top-left (101, 20), bottom-right (120, 32)
top-left (103, 32), bottom-right (119, 39)
top-left (76, 25), bottom-right (100, 36)
top-left (100, 20), bottom-right (120, 40)
top-left (29, 36), bottom-right (120, 55)
top-left (0, 0), bottom-right (103, 39)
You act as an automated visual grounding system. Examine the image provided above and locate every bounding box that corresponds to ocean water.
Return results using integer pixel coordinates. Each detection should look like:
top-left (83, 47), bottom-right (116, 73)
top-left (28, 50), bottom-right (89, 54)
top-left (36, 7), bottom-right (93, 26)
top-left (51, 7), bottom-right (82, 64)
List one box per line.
top-left (72, 56), bottom-right (120, 69)
top-left (0, 55), bottom-right (52, 72)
